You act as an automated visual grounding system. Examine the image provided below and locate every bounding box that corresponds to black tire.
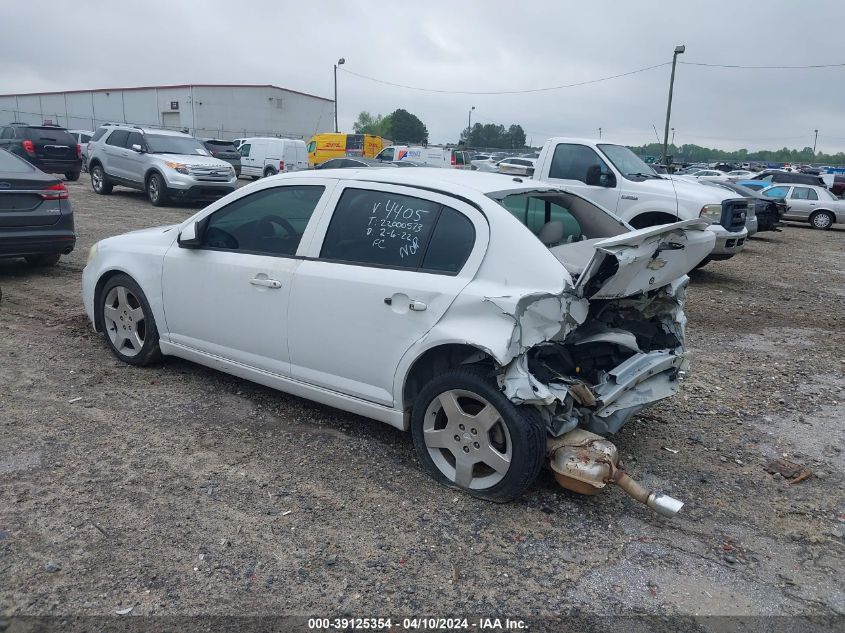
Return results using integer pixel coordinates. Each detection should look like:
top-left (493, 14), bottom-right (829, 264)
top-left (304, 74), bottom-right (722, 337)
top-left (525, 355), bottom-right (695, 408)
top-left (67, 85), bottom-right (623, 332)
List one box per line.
top-left (410, 368), bottom-right (546, 502)
top-left (263, 167), bottom-right (277, 178)
top-left (90, 164), bottom-right (113, 195)
top-left (24, 253), bottom-right (60, 267)
top-left (809, 210), bottom-right (834, 230)
top-left (99, 273), bottom-right (162, 366)
top-left (65, 171), bottom-right (80, 182)
top-left (146, 172), bottom-right (168, 207)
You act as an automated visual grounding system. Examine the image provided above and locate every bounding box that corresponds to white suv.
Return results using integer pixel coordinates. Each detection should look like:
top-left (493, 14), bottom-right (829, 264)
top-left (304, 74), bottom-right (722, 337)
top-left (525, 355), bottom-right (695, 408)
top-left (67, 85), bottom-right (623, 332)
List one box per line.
top-left (87, 125), bottom-right (237, 206)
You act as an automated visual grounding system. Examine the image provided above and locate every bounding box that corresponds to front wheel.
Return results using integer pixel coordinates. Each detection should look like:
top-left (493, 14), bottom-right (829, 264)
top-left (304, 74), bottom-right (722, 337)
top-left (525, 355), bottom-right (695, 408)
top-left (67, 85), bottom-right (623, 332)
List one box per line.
top-left (147, 173), bottom-right (168, 207)
top-left (263, 167), bottom-right (277, 178)
top-left (99, 274), bottom-right (161, 366)
top-left (411, 368), bottom-right (546, 502)
top-left (90, 165), bottom-right (113, 195)
top-left (810, 210), bottom-right (834, 230)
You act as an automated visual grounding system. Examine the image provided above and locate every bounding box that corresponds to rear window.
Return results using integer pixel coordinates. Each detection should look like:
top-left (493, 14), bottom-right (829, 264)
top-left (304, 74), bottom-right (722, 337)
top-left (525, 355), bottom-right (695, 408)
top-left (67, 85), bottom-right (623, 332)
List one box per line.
top-left (25, 127), bottom-right (75, 144)
top-left (205, 140), bottom-right (237, 151)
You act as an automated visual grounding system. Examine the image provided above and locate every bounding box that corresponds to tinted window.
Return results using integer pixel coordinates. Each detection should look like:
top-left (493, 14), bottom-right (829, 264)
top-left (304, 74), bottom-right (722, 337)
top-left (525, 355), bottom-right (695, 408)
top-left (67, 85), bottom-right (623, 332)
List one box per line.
top-left (763, 186), bottom-right (790, 198)
top-left (26, 127), bottom-right (75, 144)
top-left (105, 130), bottom-right (129, 147)
top-left (345, 134), bottom-right (364, 152)
top-left (238, 143), bottom-right (251, 157)
top-left (80, 133), bottom-right (92, 143)
top-left (316, 158), bottom-right (344, 169)
top-left (320, 188), bottom-right (442, 269)
top-left (126, 132), bottom-right (144, 149)
top-left (91, 127), bottom-right (109, 142)
top-left (202, 185), bottom-right (325, 256)
top-left (205, 140), bottom-right (237, 150)
top-left (549, 144), bottom-right (612, 185)
top-left (421, 207), bottom-right (475, 273)
top-left (0, 127), bottom-right (13, 140)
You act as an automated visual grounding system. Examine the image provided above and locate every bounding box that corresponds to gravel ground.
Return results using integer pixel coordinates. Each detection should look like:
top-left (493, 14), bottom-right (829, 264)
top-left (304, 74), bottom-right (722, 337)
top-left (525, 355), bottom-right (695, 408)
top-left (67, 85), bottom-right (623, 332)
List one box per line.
top-left (1, 178), bottom-right (844, 622)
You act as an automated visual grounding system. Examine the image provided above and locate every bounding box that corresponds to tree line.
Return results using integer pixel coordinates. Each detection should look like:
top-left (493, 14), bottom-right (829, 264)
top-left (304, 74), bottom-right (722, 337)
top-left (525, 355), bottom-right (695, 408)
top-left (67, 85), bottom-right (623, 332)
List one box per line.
top-left (631, 142), bottom-right (845, 166)
top-left (352, 110), bottom-right (526, 149)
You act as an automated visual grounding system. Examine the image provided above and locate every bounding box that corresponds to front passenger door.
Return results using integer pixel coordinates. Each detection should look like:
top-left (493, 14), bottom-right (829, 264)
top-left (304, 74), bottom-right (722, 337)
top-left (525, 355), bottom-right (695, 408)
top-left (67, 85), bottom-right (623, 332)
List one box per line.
top-left (161, 181), bottom-right (333, 375)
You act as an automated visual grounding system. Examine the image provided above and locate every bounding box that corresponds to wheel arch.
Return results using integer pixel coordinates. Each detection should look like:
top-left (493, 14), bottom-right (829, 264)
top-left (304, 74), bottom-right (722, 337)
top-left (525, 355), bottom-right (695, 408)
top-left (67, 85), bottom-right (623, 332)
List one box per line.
top-left (400, 343), bottom-right (499, 424)
top-left (628, 211), bottom-right (683, 229)
top-left (144, 167), bottom-right (166, 187)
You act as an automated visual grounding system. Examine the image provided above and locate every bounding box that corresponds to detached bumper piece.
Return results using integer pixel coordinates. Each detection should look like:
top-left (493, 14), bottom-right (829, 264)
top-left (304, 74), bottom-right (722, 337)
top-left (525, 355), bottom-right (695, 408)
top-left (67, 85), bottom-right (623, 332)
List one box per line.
top-left (547, 429), bottom-right (684, 517)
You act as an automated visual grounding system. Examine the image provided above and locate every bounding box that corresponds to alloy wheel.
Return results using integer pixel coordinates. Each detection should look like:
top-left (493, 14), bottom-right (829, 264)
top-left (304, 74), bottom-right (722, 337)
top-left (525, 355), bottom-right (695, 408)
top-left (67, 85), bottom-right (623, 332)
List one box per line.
top-left (422, 389), bottom-right (512, 490)
top-left (103, 285), bottom-right (146, 358)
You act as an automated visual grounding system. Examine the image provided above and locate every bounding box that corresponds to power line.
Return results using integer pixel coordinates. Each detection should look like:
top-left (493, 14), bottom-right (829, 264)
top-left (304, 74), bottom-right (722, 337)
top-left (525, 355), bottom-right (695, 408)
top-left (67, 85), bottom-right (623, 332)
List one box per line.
top-left (338, 62), bottom-right (670, 95)
top-left (680, 60), bottom-right (845, 69)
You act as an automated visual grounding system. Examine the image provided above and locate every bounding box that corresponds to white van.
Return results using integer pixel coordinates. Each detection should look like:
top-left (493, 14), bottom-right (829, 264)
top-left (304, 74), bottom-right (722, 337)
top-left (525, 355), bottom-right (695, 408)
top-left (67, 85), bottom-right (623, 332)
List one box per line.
top-left (238, 137), bottom-right (308, 178)
top-left (374, 145), bottom-right (472, 169)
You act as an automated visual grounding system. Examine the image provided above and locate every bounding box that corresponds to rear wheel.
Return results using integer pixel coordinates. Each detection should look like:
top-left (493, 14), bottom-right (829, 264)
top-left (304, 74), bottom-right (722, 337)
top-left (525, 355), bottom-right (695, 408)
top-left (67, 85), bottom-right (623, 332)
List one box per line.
top-left (24, 253), bottom-right (60, 267)
top-left (90, 164), bottom-right (112, 195)
top-left (65, 171), bottom-right (80, 182)
top-left (411, 368), bottom-right (546, 502)
top-left (99, 274), bottom-right (161, 366)
top-left (810, 210), bottom-right (834, 230)
top-left (146, 173), bottom-right (168, 207)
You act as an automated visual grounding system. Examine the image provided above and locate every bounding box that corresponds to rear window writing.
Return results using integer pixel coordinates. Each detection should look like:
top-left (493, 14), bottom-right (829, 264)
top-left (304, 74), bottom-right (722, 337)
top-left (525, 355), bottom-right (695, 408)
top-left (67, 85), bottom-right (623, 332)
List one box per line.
top-left (321, 189), bottom-right (441, 268)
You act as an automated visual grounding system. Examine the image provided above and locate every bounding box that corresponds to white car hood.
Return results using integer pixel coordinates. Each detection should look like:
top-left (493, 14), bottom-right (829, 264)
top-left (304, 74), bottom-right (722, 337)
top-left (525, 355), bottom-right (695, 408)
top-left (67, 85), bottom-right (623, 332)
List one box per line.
top-left (623, 176), bottom-right (741, 206)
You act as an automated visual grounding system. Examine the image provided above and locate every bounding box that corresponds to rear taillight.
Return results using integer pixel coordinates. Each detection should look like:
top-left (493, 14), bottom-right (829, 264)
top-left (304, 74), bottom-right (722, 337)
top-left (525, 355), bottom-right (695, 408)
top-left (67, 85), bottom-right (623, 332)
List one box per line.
top-left (279, 160), bottom-right (285, 171)
top-left (76, 143), bottom-right (81, 157)
top-left (22, 139), bottom-right (35, 155)
top-left (451, 154), bottom-right (456, 165)
top-left (40, 183), bottom-right (69, 200)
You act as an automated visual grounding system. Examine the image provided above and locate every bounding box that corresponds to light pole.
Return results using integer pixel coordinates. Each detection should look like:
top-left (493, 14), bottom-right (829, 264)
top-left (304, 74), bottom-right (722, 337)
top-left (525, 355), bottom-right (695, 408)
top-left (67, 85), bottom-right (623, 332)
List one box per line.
top-left (662, 45), bottom-right (685, 167)
top-left (334, 57), bottom-right (345, 133)
top-left (467, 106), bottom-right (475, 140)
top-left (598, 127), bottom-right (602, 139)
top-left (813, 129), bottom-right (819, 154)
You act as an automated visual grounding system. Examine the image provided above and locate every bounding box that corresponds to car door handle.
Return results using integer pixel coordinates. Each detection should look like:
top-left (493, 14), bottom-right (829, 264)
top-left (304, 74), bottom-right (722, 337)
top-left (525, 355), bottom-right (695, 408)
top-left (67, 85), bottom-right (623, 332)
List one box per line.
top-left (250, 277), bottom-right (282, 289)
top-left (383, 297), bottom-right (427, 311)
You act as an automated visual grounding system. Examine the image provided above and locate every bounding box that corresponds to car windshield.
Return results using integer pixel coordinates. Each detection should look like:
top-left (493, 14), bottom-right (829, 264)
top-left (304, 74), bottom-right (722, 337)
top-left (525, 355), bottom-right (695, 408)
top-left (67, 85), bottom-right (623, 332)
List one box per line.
top-left (597, 144), bottom-right (659, 179)
top-left (145, 134), bottom-right (209, 156)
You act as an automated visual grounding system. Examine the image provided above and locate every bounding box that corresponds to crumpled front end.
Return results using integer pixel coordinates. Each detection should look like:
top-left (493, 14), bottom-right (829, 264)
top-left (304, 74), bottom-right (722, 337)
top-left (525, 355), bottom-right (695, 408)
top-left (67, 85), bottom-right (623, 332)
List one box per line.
top-left (500, 276), bottom-right (689, 436)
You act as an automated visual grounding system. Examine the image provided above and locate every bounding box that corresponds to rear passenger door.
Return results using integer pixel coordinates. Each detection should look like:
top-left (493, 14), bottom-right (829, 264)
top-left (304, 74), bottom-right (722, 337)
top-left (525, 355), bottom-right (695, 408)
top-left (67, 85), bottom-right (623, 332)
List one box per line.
top-left (287, 183), bottom-right (489, 406)
top-left (786, 186), bottom-right (818, 220)
top-left (102, 129), bottom-right (130, 179)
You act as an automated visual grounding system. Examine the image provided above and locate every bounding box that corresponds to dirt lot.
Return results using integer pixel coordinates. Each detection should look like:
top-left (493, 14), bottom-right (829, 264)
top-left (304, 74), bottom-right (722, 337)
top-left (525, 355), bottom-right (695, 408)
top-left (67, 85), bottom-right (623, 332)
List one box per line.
top-left (1, 178), bottom-right (844, 623)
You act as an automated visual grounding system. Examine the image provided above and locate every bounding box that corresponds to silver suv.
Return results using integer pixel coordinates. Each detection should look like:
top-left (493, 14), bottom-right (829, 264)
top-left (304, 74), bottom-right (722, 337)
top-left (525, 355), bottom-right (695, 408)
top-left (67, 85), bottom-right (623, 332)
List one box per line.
top-left (86, 125), bottom-right (237, 206)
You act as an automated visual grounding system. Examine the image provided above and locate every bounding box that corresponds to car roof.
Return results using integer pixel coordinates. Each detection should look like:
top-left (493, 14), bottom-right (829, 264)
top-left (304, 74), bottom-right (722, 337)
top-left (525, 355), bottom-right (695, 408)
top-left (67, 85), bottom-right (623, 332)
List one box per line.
top-left (100, 124), bottom-right (191, 137)
top-left (279, 167), bottom-right (563, 198)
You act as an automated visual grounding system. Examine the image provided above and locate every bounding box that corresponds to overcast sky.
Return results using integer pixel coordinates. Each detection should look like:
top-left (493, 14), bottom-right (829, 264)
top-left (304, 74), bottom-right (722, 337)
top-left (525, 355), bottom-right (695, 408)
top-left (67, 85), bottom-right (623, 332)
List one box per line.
top-left (3, 1), bottom-right (845, 152)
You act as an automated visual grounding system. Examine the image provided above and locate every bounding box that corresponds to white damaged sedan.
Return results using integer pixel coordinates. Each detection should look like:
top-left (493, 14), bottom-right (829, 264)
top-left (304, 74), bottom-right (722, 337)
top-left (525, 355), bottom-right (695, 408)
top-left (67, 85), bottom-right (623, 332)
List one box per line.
top-left (83, 169), bottom-right (714, 513)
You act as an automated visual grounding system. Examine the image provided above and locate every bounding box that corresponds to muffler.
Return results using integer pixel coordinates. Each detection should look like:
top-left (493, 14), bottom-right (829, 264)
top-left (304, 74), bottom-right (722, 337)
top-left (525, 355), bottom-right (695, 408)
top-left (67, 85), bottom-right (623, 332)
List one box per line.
top-left (547, 429), bottom-right (684, 517)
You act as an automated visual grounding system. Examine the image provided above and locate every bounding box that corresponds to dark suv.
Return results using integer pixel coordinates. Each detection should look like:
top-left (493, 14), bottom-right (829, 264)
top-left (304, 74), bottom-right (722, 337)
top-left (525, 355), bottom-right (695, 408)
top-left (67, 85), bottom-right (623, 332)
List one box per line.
top-left (0, 124), bottom-right (82, 181)
top-left (199, 139), bottom-right (242, 176)
top-left (0, 149), bottom-right (75, 267)
top-left (751, 170), bottom-right (826, 187)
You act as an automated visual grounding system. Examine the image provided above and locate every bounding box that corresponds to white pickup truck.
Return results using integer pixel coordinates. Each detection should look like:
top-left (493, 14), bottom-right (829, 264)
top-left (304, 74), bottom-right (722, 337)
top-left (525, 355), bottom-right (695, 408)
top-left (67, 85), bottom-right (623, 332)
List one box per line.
top-left (531, 138), bottom-right (748, 262)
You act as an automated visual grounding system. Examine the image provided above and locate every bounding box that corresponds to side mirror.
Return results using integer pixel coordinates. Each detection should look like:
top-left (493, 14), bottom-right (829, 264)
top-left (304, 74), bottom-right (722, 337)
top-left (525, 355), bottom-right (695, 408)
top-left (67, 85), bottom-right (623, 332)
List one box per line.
top-left (177, 221), bottom-right (202, 248)
top-left (131, 144), bottom-right (144, 153)
top-left (599, 172), bottom-right (616, 188)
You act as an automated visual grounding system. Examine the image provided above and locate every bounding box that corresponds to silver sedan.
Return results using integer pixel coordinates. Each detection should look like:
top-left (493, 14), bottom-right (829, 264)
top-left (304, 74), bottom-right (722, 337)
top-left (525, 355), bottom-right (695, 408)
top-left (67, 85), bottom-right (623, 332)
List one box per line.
top-left (760, 184), bottom-right (843, 229)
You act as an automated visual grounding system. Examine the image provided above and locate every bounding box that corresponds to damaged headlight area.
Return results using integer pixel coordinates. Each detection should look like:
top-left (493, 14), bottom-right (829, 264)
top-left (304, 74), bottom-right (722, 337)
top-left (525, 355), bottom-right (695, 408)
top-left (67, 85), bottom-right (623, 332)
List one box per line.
top-left (501, 276), bottom-right (689, 437)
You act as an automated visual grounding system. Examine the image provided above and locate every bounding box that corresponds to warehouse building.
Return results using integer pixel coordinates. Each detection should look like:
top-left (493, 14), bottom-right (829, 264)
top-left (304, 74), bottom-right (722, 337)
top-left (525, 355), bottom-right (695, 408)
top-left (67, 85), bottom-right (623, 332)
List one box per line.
top-left (0, 83), bottom-right (335, 140)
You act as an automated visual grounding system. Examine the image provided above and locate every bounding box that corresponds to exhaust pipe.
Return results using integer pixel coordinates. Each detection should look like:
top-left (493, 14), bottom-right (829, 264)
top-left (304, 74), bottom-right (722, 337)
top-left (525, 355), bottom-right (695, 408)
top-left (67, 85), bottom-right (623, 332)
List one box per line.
top-left (547, 429), bottom-right (684, 517)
